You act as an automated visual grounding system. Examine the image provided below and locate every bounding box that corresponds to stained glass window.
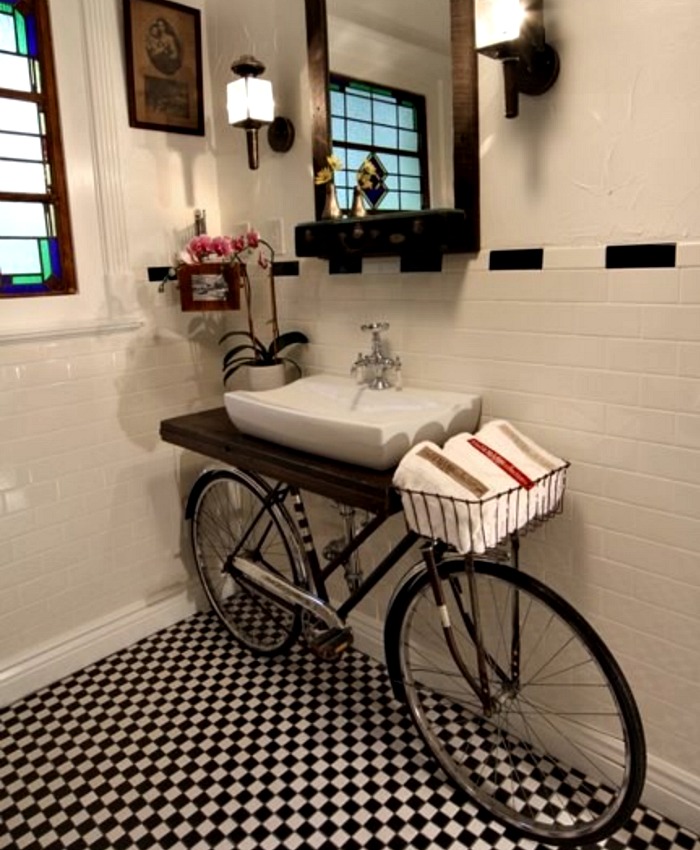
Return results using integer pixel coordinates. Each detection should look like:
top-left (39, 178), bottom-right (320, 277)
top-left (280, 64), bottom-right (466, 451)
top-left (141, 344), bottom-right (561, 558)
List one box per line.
top-left (0, 0), bottom-right (76, 297)
top-left (330, 73), bottom-right (429, 213)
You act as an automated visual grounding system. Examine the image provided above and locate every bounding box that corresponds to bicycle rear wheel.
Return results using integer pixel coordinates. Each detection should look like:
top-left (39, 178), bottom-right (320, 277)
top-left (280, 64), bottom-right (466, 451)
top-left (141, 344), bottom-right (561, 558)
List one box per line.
top-left (385, 556), bottom-right (646, 846)
top-left (188, 468), bottom-right (308, 655)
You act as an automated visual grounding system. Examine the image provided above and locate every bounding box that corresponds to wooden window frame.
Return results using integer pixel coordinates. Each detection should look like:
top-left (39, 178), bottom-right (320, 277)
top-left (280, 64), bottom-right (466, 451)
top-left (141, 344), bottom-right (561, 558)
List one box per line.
top-left (329, 71), bottom-right (430, 213)
top-left (0, 0), bottom-right (77, 297)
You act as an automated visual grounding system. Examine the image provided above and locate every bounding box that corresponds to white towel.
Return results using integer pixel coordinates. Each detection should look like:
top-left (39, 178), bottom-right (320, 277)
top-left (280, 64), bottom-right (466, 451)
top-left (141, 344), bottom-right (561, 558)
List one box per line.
top-left (443, 420), bottom-right (566, 540)
top-left (393, 421), bottom-right (567, 554)
top-left (392, 440), bottom-right (493, 554)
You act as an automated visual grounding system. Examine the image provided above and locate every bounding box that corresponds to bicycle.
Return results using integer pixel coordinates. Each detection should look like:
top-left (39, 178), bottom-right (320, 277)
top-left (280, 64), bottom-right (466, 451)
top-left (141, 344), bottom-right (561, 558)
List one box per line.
top-left (184, 460), bottom-right (646, 847)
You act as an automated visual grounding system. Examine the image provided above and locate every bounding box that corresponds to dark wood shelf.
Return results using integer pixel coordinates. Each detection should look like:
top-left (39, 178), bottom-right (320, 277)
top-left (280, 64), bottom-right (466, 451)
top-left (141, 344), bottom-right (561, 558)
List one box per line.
top-left (294, 208), bottom-right (470, 272)
top-left (160, 407), bottom-right (400, 514)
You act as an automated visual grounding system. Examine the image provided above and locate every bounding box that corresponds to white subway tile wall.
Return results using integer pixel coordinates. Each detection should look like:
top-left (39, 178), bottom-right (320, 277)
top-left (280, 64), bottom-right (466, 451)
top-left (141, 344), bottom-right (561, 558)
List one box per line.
top-left (274, 256), bottom-right (700, 784)
top-left (0, 255), bottom-right (699, 813)
top-left (0, 298), bottom-right (224, 662)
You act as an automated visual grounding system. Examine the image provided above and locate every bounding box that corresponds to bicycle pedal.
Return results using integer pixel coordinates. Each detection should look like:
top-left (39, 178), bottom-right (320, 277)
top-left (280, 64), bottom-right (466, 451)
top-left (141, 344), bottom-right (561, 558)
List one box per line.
top-left (308, 627), bottom-right (353, 659)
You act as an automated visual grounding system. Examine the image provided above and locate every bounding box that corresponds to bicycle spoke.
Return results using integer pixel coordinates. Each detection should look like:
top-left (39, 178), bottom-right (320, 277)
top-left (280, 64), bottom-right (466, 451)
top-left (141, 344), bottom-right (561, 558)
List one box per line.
top-left (390, 557), bottom-right (645, 845)
top-left (191, 471), bottom-right (306, 655)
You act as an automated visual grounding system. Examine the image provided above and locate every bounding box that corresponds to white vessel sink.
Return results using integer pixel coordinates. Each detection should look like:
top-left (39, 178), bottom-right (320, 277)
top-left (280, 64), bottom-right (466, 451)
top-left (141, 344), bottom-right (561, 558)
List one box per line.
top-left (224, 374), bottom-right (481, 470)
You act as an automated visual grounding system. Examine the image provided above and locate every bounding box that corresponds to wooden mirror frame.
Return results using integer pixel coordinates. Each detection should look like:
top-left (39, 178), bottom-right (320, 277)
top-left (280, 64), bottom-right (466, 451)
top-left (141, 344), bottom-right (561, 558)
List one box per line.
top-left (303, 0), bottom-right (480, 252)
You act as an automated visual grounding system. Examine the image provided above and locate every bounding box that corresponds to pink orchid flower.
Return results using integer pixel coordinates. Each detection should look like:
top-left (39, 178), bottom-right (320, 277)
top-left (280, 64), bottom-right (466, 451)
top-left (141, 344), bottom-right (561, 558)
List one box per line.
top-left (186, 234), bottom-right (213, 261)
top-left (231, 235), bottom-right (247, 254)
top-left (246, 230), bottom-right (261, 249)
top-left (210, 236), bottom-right (233, 257)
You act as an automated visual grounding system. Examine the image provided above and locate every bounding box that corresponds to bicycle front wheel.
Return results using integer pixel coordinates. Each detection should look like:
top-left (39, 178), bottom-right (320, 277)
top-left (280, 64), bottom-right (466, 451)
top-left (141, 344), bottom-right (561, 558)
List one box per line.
top-left (385, 556), bottom-right (646, 846)
top-left (188, 468), bottom-right (308, 655)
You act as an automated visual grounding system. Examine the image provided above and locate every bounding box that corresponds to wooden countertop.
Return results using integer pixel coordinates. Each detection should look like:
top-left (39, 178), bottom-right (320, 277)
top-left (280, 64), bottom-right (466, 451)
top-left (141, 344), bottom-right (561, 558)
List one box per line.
top-left (160, 407), bottom-right (400, 514)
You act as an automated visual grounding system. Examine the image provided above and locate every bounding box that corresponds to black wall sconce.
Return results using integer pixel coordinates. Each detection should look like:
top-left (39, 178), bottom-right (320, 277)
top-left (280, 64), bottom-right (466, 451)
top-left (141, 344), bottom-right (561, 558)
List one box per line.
top-left (476, 0), bottom-right (559, 118)
top-left (227, 55), bottom-right (295, 169)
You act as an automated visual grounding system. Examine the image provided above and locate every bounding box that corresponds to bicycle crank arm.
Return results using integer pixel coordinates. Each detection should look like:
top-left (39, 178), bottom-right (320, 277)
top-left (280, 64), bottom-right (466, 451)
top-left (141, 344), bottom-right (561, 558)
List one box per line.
top-left (231, 556), bottom-right (345, 632)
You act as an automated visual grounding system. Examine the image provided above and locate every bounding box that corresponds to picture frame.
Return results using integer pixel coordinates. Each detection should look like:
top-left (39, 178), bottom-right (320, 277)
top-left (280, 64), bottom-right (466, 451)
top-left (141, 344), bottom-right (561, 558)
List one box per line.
top-left (123, 0), bottom-right (204, 135)
top-left (177, 264), bottom-right (241, 312)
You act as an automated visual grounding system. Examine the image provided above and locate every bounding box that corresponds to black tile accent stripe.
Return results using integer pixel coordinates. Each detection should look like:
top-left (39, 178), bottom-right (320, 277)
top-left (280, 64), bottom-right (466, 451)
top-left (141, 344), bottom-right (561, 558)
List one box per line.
top-left (149, 262), bottom-right (299, 281)
top-left (329, 256), bottom-right (363, 275)
top-left (606, 243), bottom-right (677, 268)
top-left (400, 251), bottom-right (443, 273)
top-left (147, 265), bottom-right (174, 282)
top-left (272, 260), bottom-right (300, 277)
top-left (489, 248), bottom-right (544, 271)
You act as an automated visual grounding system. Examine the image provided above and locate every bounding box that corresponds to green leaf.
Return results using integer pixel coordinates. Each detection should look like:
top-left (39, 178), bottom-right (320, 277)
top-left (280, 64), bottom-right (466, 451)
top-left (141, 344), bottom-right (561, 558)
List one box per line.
top-left (223, 358), bottom-right (259, 383)
top-left (222, 343), bottom-right (257, 367)
top-left (219, 330), bottom-right (257, 345)
top-left (269, 331), bottom-right (309, 356)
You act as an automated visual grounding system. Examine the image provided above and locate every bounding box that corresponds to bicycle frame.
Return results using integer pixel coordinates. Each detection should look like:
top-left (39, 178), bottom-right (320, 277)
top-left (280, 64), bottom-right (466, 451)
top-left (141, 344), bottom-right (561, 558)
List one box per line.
top-left (284, 481), bottom-right (419, 619)
top-left (231, 476), bottom-right (520, 717)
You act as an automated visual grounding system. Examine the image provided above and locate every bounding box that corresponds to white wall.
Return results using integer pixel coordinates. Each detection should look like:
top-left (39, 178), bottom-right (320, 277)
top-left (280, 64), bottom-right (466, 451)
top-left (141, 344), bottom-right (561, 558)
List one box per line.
top-left (478, 0), bottom-right (700, 245)
top-left (0, 0), bottom-right (228, 699)
top-left (327, 0), bottom-right (453, 208)
top-left (0, 0), bottom-right (698, 834)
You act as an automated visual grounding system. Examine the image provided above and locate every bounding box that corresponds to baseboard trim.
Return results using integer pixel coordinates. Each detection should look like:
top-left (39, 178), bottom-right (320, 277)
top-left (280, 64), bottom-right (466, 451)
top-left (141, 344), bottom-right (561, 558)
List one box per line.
top-left (0, 587), bottom-right (198, 707)
top-left (642, 756), bottom-right (700, 834)
top-left (348, 608), bottom-right (384, 662)
top-left (347, 610), bottom-right (700, 834)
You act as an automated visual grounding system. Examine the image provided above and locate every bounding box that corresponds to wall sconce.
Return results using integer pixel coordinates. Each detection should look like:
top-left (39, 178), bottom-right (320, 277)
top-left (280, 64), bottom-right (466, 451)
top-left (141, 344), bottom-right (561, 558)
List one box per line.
top-left (227, 55), bottom-right (295, 169)
top-left (475, 0), bottom-right (559, 118)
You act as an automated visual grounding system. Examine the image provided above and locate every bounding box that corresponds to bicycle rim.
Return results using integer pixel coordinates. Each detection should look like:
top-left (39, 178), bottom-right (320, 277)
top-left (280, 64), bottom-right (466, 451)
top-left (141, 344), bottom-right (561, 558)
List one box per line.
top-left (190, 470), bottom-right (306, 655)
top-left (390, 557), bottom-right (645, 845)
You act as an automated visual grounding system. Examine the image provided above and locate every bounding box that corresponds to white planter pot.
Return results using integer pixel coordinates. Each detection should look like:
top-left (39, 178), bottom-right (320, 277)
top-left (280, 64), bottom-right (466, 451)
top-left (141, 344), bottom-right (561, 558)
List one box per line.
top-left (245, 362), bottom-right (286, 391)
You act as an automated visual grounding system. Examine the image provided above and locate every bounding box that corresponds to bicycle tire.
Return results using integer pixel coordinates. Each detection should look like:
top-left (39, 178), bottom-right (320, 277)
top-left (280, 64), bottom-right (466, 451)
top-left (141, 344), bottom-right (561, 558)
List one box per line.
top-left (384, 556), bottom-right (646, 846)
top-left (188, 468), bottom-right (308, 655)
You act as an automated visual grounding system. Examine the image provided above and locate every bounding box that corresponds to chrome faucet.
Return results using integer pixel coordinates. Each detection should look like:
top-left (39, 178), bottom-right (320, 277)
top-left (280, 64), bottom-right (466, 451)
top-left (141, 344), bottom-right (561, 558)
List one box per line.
top-left (351, 322), bottom-right (402, 390)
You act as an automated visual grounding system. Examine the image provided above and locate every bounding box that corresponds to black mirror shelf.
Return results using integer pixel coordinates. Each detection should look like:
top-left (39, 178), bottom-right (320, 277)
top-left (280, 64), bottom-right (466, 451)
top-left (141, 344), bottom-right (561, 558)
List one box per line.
top-left (294, 208), bottom-right (469, 273)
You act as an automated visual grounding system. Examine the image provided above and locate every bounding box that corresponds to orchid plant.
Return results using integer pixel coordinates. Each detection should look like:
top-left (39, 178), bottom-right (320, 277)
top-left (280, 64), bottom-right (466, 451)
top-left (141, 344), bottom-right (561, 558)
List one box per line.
top-left (180, 230), bottom-right (308, 382)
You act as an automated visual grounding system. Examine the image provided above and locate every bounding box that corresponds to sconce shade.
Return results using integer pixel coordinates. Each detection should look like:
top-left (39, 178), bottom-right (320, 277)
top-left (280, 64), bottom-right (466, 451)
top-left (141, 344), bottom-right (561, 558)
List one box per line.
top-left (227, 53), bottom-right (294, 169)
top-left (226, 76), bottom-right (274, 128)
top-left (475, 0), bottom-right (524, 55)
top-left (228, 54), bottom-right (275, 170)
top-left (476, 0), bottom-right (559, 118)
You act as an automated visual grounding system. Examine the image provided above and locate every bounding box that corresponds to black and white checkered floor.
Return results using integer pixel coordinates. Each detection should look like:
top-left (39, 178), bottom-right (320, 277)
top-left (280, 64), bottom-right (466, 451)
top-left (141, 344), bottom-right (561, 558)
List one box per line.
top-left (2, 611), bottom-right (699, 850)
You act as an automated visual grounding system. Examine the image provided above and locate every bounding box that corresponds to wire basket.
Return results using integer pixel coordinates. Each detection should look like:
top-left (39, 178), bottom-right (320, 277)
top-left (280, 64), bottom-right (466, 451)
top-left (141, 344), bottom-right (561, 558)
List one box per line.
top-left (396, 462), bottom-right (569, 555)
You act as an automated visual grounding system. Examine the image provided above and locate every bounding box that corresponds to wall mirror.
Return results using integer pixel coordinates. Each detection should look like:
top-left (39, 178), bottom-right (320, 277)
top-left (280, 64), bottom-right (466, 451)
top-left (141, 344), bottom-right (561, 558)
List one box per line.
top-left (300, 0), bottom-right (480, 264)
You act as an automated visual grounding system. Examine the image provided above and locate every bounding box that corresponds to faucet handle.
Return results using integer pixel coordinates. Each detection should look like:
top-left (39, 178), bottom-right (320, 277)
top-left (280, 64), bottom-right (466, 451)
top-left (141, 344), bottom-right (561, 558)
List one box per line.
top-left (361, 322), bottom-right (389, 334)
top-left (351, 353), bottom-right (364, 383)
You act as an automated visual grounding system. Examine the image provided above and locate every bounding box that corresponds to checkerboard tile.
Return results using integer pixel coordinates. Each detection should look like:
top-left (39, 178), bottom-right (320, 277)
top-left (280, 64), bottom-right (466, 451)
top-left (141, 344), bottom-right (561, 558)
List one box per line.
top-left (2, 612), bottom-right (698, 850)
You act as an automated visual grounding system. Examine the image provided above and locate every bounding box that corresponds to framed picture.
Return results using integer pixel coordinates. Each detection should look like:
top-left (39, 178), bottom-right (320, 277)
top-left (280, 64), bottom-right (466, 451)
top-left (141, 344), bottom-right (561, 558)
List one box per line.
top-left (178, 264), bottom-right (241, 312)
top-left (123, 0), bottom-right (204, 135)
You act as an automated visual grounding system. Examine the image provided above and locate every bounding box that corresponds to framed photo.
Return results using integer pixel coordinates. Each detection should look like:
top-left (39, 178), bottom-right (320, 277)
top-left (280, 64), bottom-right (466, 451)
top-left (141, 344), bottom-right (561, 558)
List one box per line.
top-left (123, 0), bottom-right (204, 135)
top-left (178, 264), bottom-right (241, 312)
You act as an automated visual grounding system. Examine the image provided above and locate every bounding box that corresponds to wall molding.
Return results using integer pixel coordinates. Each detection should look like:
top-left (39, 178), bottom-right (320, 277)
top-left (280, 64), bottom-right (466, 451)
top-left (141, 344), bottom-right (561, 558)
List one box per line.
top-left (0, 588), bottom-right (198, 708)
top-left (79, 0), bottom-right (134, 300)
top-left (643, 756), bottom-right (700, 835)
top-left (0, 318), bottom-right (143, 346)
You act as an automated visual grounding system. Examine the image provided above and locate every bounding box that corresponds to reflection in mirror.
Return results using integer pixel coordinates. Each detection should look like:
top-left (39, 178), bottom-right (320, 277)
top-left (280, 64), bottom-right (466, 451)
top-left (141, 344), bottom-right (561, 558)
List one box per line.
top-left (327, 0), bottom-right (450, 212)
top-left (304, 0), bottom-right (480, 252)
top-left (328, 72), bottom-right (431, 213)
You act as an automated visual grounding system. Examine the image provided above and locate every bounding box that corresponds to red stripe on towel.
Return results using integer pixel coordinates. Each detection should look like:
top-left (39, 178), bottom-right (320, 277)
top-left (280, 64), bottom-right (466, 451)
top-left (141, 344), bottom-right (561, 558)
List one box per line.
top-left (467, 438), bottom-right (535, 490)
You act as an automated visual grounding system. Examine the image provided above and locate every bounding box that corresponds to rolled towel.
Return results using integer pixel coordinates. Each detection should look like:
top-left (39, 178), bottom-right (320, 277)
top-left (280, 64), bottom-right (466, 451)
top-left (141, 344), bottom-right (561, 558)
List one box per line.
top-left (445, 420), bottom-right (566, 526)
top-left (393, 422), bottom-right (568, 554)
top-left (393, 440), bottom-right (510, 553)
